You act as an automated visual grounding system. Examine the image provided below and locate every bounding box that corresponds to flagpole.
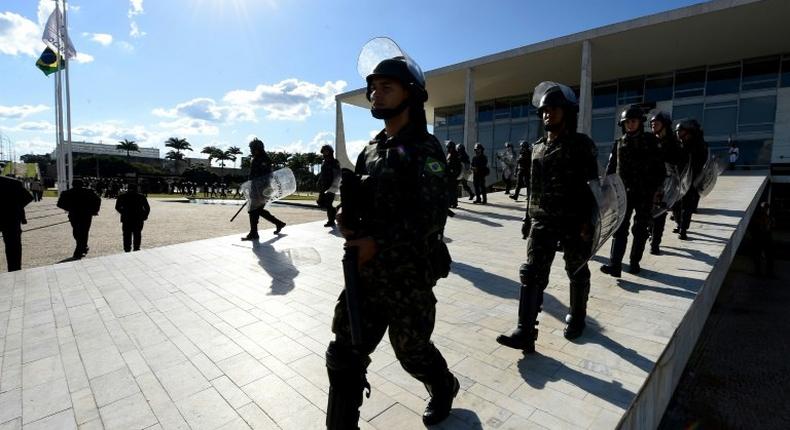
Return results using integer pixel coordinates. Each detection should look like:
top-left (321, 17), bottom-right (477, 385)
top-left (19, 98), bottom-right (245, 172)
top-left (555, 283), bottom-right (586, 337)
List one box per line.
top-left (55, 1), bottom-right (67, 193)
top-left (62, 0), bottom-right (73, 188)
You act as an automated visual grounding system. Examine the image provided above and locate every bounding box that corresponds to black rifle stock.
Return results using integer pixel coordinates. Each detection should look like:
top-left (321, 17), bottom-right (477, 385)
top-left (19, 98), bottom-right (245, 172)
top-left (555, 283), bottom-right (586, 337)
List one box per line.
top-left (339, 168), bottom-right (364, 347)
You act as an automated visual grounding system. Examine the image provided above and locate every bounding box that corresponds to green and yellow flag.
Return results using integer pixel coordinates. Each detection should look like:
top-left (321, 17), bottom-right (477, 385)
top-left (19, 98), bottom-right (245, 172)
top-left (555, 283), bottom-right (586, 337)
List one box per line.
top-left (35, 47), bottom-right (64, 76)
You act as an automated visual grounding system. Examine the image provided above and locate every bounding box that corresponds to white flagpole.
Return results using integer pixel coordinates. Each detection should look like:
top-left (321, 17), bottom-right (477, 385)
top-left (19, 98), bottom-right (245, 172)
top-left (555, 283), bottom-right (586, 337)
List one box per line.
top-left (62, 0), bottom-right (74, 187)
top-left (55, 1), bottom-right (67, 192)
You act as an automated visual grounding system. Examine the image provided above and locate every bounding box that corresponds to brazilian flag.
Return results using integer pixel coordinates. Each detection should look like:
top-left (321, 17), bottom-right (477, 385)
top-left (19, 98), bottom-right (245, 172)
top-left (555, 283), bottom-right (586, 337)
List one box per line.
top-left (35, 47), bottom-right (64, 76)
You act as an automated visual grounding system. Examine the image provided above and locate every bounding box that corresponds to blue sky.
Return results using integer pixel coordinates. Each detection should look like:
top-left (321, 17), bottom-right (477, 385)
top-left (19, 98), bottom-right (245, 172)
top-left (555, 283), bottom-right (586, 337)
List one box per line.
top-left (1, 0), bottom-right (704, 164)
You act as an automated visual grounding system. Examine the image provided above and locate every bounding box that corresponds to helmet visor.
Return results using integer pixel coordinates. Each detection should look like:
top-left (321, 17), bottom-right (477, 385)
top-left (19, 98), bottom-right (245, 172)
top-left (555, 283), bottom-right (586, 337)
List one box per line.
top-left (358, 37), bottom-right (425, 88)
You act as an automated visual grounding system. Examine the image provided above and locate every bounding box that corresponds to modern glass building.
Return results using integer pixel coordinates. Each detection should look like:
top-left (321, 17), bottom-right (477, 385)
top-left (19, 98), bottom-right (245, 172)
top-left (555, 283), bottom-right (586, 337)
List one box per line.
top-left (335, 0), bottom-right (790, 185)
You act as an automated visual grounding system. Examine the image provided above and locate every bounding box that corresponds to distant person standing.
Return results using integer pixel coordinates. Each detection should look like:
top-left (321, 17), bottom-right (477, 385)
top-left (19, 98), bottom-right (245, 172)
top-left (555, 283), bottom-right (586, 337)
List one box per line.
top-left (511, 140), bottom-right (531, 201)
top-left (457, 144), bottom-right (475, 201)
top-left (1, 176), bottom-right (33, 271)
top-left (57, 179), bottom-right (101, 259)
top-left (115, 183), bottom-right (150, 252)
top-left (316, 144), bottom-right (341, 227)
top-left (728, 139), bottom-right (739, 170)
top-left (446, 141), bottom-right (462, 209)
top-left (242, 138), bottom-right (286, 240)
top-left (471, 143), bottom-right (489, 204)
top-left (30, 178), bottom-right (44, 202)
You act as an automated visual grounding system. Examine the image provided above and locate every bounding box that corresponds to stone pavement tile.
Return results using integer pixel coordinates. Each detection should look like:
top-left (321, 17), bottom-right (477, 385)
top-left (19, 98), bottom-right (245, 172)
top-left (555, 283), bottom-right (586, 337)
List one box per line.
top-left (56, 326), bottom-right (75, 346)
top-left (235, 403), bottom-right (278, 430)
top-left (154, 360), bottom-right (210, 401)
top-left (450, 389), bottom-right (513, 429)
top-left (260, 335), bottom-right (312, 364)
top-left (284, 373), bottom-right (327, 412)
top-left (256, 355), bottom-right (297, 381)
top-left (290, 354), bottom-right (328, 393)
top-left (357, 382), bottom-right (396, 422)
top-left (0, 388), bottom-right (21, 424)
top-left (0, 418), bottom-right (20, 430)
top-left (500, 414), bottom-right (549, 430)
top-left (198, 335), bottom-right (244, 363)
top-left (80, 346), bottom-right (125, 380)
top-left (20, 338), bottom-right (59, 365)
top-left (589, 407), bottom-right (622, 429)
top-left (466, 383), bottom-right (537, 421)
top-left (237, 321), bottom-right (284, 349)
top-left (22, 310), bottom-right (55, 330)
top-left (375, 361), bottom-right (427, 399)
top-left (77, 418), bottom-right (103, 430)
top-left (373, 379), bottom-right (427, 417)
top-left (23, 408), bottom-right (77, 430)
top-left (122, 349), bottom-right (151, 377)
top-left (277, 403), bottom-right (325, 430)
top-left (242, 374), bottom-right (312, 424)
top-left (170, 335), bottom-right (201, 358)
top-left (21, 355), bottom-right (65, 389)
top-left (509, 381), bottom-right (601, 429)
top-left (59, 342), bottom-right (90, 394)
top-left (89, 366), bottom-right (140, 407)
top-left (135, 372), bottom-right (189, 430)
top-left (118, 313), bottom-right (168, 350)
top-left (216, 417), bottom-right (252, 430)
top-left (210, 376), bottom-right (251, 410)
top-left (99, 392), bottom-right (158, 430)
top-left (216, 352), bottom-right (271, 387)
top-left (452, 356), bottom-right (523, 396)
top-left (368, 403), bottom-right (424, 430)
top-left (216, 308), bottom-right (258, 329)
top-left (140, 341), bottom-right (188, 374)
top-left (0, 349), bottom-right (22, 393)
top-left (21, 377), bottom-right (71, 424)
top-left (175, 388), bottom-right (239, 430)
top-left (189, 352), bottom-right (223, 380)
top-left (70, 388), bottom-right (99, 425)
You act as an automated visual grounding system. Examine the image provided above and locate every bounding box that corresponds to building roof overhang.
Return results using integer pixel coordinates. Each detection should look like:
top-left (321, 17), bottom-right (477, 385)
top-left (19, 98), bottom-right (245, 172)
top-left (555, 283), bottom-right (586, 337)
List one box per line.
top-left (337, 0), bottom-right (790, 121)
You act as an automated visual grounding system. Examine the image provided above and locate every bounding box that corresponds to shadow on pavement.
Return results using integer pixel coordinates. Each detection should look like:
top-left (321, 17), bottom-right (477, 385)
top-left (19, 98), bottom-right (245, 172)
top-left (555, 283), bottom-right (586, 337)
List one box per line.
top-left (450, 213), bottom-right (503, 228)
top-left (251, 236), bottom-right (301, 295)
top-left (517, 353), bottom-right (636, 410)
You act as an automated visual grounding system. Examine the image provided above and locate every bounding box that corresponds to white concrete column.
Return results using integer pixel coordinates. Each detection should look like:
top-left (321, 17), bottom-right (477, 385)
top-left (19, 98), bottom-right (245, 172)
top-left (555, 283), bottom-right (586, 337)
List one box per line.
top-left (334, 99), bottom-right (354, 170)
top-left (462, 67), bottom-right (476, 152)
top-left (578, 39), bottom-right (593, 135)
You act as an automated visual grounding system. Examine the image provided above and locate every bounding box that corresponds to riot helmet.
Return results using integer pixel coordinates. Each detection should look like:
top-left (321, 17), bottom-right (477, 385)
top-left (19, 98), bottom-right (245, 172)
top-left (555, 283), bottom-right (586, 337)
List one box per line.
top-left (519, 140), bottom-right (529, 151)
top-left (445, 140), bottom-right (456, 151)
top-left (675, 118), bottom-right (701, 133)
top-left (618, 106), bottom-right (646, 126)
top-left (649, 111), bottom-right (672, 127)
top-left (474, 143), bottom-right (484, 152)
top-left (533, 82), bottom-right (579, 116)
top-left (365, 57), bottom-right (427, 103)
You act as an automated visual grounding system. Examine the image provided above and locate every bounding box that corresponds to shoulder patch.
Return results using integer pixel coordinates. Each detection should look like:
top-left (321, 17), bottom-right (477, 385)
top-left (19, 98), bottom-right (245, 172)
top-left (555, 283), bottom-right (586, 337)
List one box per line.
top-left (424, 157), bottom-right (445, 176)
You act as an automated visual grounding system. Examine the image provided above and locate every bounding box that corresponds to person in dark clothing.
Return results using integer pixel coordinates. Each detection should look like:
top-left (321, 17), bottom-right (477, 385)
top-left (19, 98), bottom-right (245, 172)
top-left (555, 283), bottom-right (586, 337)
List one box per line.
top-left (115, 183), bottom-right (150, 252)
top-left (1, 176), bottom-right (33, 271)
top-left (498, 142), bottom-right (517, 194)
top-left (471, 143), bottom-right (488, 204)
top-left (316, 144), bottom-right (341, 227)
top-left (673, 119), bottom-right (708, 240)
top-left (600, 107), bottom-right (665, 277)
top-left (326, 51), bottom-right (458, 429)
top-left (57, 179), bottom-right (101, 259)
top-left (511, 140), bottom-right (532, 201)
top-left (242, 138), bottom-right (286, 240)
top-left (457, 144), bottom-right (475, 201)
top-left (445, 141), bottom-right (462, 209)
top-left (496, 81), bottom-right (599, 350)
top-left (648, 111), bottom-right (682, 255)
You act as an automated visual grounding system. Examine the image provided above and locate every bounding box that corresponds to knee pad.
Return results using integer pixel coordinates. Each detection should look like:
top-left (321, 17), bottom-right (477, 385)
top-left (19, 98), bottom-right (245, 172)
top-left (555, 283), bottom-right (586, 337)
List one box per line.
top-left (519, 263), bottom-right (533, 285)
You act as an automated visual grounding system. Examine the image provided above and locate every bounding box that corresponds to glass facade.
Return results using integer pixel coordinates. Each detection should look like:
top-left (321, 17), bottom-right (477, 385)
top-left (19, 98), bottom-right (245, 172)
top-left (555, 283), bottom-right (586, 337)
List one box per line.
top-left (433, 53), bottom-right (787, 170)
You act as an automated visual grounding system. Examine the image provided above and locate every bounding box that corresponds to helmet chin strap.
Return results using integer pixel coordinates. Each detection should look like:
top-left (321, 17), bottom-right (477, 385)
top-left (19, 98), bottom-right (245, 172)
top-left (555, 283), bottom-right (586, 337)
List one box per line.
top-left (371, 98), bottom-right (410, 120)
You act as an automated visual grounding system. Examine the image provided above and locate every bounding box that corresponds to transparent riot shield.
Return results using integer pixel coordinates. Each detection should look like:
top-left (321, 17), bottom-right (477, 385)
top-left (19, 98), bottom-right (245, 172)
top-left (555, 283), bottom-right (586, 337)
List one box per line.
top-left (574, 174), bottom-right (627, 274)
top-left (327, 169), bottom-right (341, 194)
top-left (694, 151), bottom-right (726, 198)
top-left (497, 149), bottom-right (516, 179)
top-left (357, 37), bottom-right (425, 86)
top-left (240, 167), bottom-right (297, 210)
top-left (652, 164), bottom-right (682, 218)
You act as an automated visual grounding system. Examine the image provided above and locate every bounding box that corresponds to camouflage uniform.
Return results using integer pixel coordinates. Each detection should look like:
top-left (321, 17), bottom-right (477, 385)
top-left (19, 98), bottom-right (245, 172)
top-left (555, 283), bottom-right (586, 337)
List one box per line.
top-left (327, 123), bottom-right (454, 427)
top-left (317, 156), bottom-right (341, 225)
top-left (674, 135), bottom-right (708, 236)
top-left (246, 152), bottom-right (284, 237)
top-left (605, 131), bottom-right (665, 270)
top-left (512, 144), bottom-right (531, 200)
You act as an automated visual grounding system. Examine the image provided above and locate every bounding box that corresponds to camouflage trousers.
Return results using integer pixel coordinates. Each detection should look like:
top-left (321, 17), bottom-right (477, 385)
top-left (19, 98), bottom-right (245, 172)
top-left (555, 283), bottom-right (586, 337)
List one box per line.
top-left (610, 197), bottom-right (653, 266)
top-left (330, 265), bottom-right (449, 384)
top-left (526, 219), bottom-right (592, 294)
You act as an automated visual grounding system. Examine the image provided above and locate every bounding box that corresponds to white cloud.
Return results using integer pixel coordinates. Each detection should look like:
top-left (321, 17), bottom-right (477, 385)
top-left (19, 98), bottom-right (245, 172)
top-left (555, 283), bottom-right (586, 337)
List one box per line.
top-left (83, 32), bottom-right (112, 46)
top-left (157, 118), bottom-right (220, 136)
top-left (0, 104), bottom-right (49, 119)
top-left (73, 52), bottom-right (94, 63)
top-left (152, 98), bottom-right (256, 124)
top-left (3, 120), bottom-right (55, 132)
top-left (71, 121), bottom-right (156, 145)
top-left (0, 12), bottom-right (44, 58)
top-left (14, 137), bottom-right (57, 155)
top-left (37, 0), bottom-right (55, 27)
top-left (117, 40), bottom-right (135, 52)
top-left (223, 78), bottom-right (347, 121)
top-left (129, 21), bottom-right (145, 38)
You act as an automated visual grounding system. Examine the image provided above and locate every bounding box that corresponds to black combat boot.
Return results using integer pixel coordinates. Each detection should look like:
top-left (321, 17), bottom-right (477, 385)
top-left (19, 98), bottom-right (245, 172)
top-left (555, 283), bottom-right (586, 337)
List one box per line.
top-left (600, 264), bottom-right (622, 278)
top-left (627, 262), bottom-right (641, 274)
top-left (564, 282), bottom-right (589, 340)
top-left (423, 372), bottom-right (460, 426)
top-left (679, 230), bottom-right (688, 240)
top-left (650, 246), bottom-right (661, 255)
top-left (496, 264), bottom-right (541, 353)
top-left (273, 221), bottom-right (286, 234)
top-left (241, 232), bottom-right (259, 241)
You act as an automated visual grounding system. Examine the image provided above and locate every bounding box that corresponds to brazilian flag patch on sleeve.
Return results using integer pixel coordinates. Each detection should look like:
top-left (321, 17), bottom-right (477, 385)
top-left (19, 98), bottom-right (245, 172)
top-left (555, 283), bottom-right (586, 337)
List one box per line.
top-left (424, 157), bottom-right (445, 176)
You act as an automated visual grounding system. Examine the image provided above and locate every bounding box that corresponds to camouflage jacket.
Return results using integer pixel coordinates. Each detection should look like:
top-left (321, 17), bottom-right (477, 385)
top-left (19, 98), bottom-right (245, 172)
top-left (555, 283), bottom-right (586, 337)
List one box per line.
top-left (606, 131), bottom-right (664, 198)
top-left (249, 153), bottom-right (273, 180)
top-left (355, 123), bottom-right (450, 270)
top-left (528, 132), bottom-right (599, 222)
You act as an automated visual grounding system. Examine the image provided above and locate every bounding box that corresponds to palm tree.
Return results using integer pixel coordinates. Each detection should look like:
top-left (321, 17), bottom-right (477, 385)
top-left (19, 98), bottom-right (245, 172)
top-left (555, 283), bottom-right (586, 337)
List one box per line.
top-left (216, 150), bottom-right (236, 177)
top-left (227, 146), bottom-right (242, 168)
top-left (165, 150), bottom-right (184, 162)
top-left (201, 146), bottom-right (221, 166)
top-left (116, 139), bottom-right (139, 159)
top-left (165, 137), bottom-right (192, 170)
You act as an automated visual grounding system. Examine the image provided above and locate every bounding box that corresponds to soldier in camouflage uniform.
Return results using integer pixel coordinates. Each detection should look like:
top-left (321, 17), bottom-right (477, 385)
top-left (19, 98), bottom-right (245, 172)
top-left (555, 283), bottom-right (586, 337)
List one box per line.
top-left (241, 138), bottom-right (286, 240)
top-left (648, 111), bottom-right (682, 255)
top-left (497, 82), bottom-right (599, 351)
top-left (325, 54), bottom-right (458, 429)
top-left (511, 140), bottom-right (531, 201)
top-left (600, 107), bottom-right (665, 277)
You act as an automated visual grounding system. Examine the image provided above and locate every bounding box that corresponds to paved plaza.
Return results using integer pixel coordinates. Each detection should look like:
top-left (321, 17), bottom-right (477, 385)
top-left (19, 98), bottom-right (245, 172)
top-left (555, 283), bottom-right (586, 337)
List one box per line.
top-left (0, 174), bottom-right (767, 429)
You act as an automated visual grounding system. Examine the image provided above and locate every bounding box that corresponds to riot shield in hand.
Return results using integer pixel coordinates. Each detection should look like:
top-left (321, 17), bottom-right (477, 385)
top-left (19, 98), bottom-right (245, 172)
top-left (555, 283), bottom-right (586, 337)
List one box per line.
top-left (574, 174), bottom-right (627, 274)
top-left (652, 164), bottom-right (682, 218)
top-left (240, 167), bottom-right (297, 211)
top-left (694, 151), bottom-right (725, 198)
